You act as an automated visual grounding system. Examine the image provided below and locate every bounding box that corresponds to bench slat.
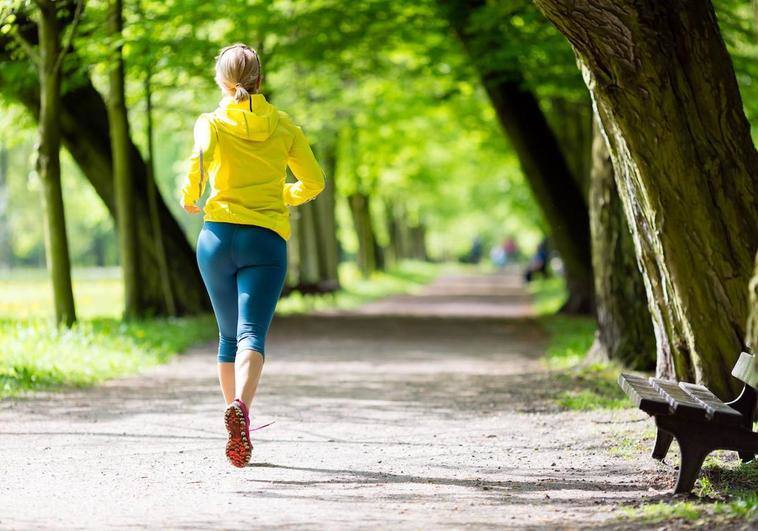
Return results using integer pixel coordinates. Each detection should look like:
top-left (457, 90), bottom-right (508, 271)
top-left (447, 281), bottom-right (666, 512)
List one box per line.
top-left (618, 374), bottom-right (672, 415)
top-left (678, 382), bottom-right (743, 425)
top-left (650, 378), bottom-right (709, 421)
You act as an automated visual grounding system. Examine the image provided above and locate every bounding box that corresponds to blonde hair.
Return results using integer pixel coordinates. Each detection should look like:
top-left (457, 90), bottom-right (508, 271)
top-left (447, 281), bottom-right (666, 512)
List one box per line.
top-left (214, 43), bottom-right (261, 102)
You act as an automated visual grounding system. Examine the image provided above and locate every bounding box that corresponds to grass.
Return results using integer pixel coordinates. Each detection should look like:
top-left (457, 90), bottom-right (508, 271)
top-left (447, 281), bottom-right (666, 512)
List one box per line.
top-left (527, 276), bottom-right (567, 316)
top-left (0, 316), bottom-right (216, 397)
top-left (0, 260), bottom-right (444, 397)
top-left (527, 276), bottom-right (626, 411)
top-left (621, 456), bottom-right (758, 527)
top-left (0, 267), bottom-right (123, 319)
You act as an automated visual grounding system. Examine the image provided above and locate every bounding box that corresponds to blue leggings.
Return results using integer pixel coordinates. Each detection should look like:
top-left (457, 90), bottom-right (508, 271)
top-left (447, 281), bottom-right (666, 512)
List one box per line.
top-left (196, 221), bottom-right (287, 362)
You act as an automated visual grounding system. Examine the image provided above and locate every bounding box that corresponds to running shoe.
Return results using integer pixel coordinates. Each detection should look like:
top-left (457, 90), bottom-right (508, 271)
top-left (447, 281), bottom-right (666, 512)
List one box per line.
top-left (224, 398), bottom-right (251, 468)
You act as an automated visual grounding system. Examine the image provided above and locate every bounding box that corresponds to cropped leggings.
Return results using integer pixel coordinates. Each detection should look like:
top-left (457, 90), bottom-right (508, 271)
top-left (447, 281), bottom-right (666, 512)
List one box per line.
top-left (196, 221), bottom-right (287, 362)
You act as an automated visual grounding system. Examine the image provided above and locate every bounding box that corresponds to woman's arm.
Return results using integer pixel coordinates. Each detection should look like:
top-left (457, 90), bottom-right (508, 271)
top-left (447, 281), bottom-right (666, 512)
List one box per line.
top-left (283, 124), bottom-right (326, 206)
top-left (179, 115), bottom-right (216, 212)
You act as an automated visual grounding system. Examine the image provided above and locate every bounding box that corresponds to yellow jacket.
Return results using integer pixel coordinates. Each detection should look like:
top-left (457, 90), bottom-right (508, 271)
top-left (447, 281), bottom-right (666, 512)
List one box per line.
top-left (180, 94), bottom-right (325, 240)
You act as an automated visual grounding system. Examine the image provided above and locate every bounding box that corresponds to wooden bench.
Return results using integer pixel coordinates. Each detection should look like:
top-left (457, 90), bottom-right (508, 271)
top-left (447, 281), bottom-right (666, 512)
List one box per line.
top-left (618, 351), bottom-right (758, 493)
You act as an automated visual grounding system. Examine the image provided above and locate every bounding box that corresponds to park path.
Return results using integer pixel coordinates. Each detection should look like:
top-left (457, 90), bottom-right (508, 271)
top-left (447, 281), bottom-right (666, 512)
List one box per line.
top-left (0, 270), bottom-right (667, 530)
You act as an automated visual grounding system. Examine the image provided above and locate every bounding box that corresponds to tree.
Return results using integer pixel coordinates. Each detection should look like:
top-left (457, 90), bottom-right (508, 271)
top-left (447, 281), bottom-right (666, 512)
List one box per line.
top-left (106, 0), bottom-right (141, 318)
top-left (535, 0), bottom-right (758, 398)
top-left (439, 0), bottom-right (595, 314)
top-left (587, 116), bottom-right (655, 369)
top-left (31, 0), bottom-right (82, 326)
top-left (748, 252), bottom-right (757, 352)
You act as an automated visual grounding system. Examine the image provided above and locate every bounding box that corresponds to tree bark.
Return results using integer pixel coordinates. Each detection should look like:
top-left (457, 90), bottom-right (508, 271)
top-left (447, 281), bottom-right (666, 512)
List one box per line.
top-left (107, 0), bottom-right (141, 319)
top-left (36, 2), bottom-right (77, 326)
top-left (747, 252), bottom-right (758, 353)
top-left (439, 0), bottom-right (594, 314)
top-left (410, 223), bottom-right (428, 261)
top-left (296, 202), bottom-right (321, 287)
top-left (311, 138), bottom-right (340, 290)
top-left (0, 143), bottom-right (11, 268)
top-left (348, 193), bottom-right (378, 277)
top-left (548, 97), bottom-right (593, 196)
top-left (535, 0), bottom-right (758, 398)
top-left (588, 115), bottom-right (655, 370)
top-left (144, 68), bottom-right (176, 316)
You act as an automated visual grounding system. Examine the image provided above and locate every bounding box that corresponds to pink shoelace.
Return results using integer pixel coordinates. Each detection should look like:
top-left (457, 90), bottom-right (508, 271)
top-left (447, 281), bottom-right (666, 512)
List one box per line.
top-left (233, 398), bottom-right (275, 432)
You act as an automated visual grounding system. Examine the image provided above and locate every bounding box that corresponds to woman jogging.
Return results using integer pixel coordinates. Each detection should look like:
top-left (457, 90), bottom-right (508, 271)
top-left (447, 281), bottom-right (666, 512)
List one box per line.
top-left (179, 43), bottom-right (325, 468)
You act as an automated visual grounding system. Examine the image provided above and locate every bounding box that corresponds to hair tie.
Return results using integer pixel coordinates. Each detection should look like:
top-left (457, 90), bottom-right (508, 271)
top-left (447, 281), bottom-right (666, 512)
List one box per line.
top-left (234, 82), bottom-right (242, 88)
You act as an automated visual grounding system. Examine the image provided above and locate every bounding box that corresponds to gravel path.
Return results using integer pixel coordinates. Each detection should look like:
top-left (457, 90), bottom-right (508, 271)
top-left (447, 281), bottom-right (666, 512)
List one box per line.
top-left (0, 271), bottom-right (672, 530)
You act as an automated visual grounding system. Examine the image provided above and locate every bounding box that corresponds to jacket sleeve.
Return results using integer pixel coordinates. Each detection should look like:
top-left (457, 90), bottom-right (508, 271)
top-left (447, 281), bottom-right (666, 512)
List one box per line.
top-left (283, 124), bottom-right (326, 206)
top-left (179, 115), bottom-right (217, 206)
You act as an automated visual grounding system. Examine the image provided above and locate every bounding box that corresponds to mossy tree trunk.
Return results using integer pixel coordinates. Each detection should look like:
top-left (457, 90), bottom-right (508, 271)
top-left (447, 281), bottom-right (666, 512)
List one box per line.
top-left (747, 252), bottom-right (758, 352)
top-left (312, 137), bottom-right (340, 290)
top-left (548, 97), bottom-right (593, 196)
top-left (107, 0), bottom-right (141, 318)
top-left (440, 0), bottom-right (594, 315)
top-left (536, 0), bottom-right (758, 398)
top-left (0, 143), bottom-right (11, 268)
top-left (35, 0), bottom-right (77, 326)
top-left (143, 67), bottom-right (176, 316)
top-left (348, 193), bottom-right (378, 278)
top-left (296, 201), bottom-right (321, 287)
top-left (588, 116), bottom-right (655, 369)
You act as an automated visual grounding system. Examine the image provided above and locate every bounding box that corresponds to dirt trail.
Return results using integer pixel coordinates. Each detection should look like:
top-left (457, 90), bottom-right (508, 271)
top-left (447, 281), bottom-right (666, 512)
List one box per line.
top-left (0, 271), bottom-right (667, 530)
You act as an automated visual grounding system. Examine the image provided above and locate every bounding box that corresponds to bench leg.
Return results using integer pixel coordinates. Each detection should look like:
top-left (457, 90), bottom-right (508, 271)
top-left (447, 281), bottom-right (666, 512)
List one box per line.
top-left (651, 429), bottom-right (674, 460)
top-left (674, 440), bottom-right (710, 494)
top-left (738, 450), bottom-right (755, 463)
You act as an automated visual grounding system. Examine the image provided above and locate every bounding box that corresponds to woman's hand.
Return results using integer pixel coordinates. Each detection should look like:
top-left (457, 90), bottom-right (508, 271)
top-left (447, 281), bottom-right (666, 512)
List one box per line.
top-left (183, 203), bottom-right (202, 214)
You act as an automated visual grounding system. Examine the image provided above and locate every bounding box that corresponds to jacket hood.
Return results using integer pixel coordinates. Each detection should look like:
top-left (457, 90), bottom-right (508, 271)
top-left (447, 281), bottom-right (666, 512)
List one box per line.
top-left (212, 94), bottom-right (279, 141)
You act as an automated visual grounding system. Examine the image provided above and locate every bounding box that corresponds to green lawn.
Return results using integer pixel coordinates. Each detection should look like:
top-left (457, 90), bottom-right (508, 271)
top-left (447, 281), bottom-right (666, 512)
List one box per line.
top-left (0, 260), bottom-right (445, 397)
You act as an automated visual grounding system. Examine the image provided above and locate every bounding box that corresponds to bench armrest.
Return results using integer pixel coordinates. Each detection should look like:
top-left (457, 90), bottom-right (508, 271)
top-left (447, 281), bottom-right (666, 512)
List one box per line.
top-left (732, 352), bottom-right (758, 389)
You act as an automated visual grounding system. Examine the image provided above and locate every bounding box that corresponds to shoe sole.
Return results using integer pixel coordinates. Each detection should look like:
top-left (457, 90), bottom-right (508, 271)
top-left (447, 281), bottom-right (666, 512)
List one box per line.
top-left (224, 404), bottom-right (251, 468)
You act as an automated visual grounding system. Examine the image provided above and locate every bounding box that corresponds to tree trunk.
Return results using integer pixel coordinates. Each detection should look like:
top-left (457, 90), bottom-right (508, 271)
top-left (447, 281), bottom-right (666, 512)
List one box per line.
top-left (410, 223), bottom-right (428, 261)
top-left (348, 193), bottom-right (377, 277)
top-left (107, 0), bottom-right (141, 319)
top-left (439, 0), bottom-right (595, 315)
top-left (588, 115), bottom-right (655, 370)
top-left (144, 69), bottom-right (176, 316)
top-left (385, 201), bottom-right (415, 265)
top-left (548, 97), bottom-right (593, 196)
top-left (36, 2), bottom-right (76, 326)
top-left (748, 252), bottom-right (758, 352)
top-left (0, 143), bottom-right (11, 268)
top-left (535, 0), bottom-right (758, 398)
top-left (296, 202), bottom-right (321, 287)
top-left (311, 138), bottom-right (340, 290)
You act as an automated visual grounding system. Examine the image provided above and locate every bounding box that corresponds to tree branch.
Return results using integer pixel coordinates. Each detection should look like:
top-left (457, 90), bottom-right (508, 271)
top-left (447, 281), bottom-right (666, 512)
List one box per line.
top-left (8, 24), bottom-right (40, 65)
top-left (53, 0), bottom-right (84, 73)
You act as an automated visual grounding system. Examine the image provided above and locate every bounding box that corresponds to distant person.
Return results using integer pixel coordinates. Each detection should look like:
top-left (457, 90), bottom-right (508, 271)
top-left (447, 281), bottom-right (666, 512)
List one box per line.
top-left (460, 235), bottom-right (484, 264)
top-left (524, 238), bottom-right (550, 282)
top-left (490, 244), bottom-right (506, 269)
top-left (179, 43), bottom-right (325, 468)
top-left (504, 237), bottom-right (519, 263)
